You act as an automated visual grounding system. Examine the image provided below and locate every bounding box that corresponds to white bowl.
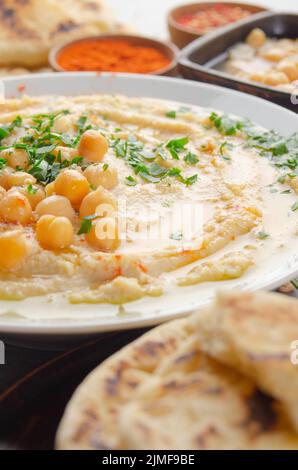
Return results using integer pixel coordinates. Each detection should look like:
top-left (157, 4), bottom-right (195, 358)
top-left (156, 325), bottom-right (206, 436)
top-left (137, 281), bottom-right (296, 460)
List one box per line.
top-left (0, 72), bottom-right (298, 346)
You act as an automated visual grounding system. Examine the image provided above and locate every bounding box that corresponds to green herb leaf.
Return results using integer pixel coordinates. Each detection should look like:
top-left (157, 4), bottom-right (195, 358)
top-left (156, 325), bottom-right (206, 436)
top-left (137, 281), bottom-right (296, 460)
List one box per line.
top-left (184, 174), bottom-right (198, 186)
top-left (170, 231), bottom-right (183, 241)
top-left (165, 111), bottom-right (176, 119)
top-left (291, 201), bottom-right (298, 212)
top-left (103, 163), bottom-right (109, 172)
top-left (166, 137), bottom-right (189, 160)
top-left (77, 215), bottom-right (98, 235)
top-left (0, 127), bottom-right (10, 140)
top-left (257, 231), bottom-right (270, 240)
top-left (126, 176), bottom-right (137, 186)
top-left (27, 183), bottom-right (38, 195)
top-left (184, 152), bottom-right (199, 165)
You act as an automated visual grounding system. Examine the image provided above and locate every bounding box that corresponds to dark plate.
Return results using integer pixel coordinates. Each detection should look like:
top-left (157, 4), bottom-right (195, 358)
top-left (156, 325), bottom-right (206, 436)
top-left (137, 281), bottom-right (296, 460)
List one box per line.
top-left (179, 12), bottom-right (298, 111)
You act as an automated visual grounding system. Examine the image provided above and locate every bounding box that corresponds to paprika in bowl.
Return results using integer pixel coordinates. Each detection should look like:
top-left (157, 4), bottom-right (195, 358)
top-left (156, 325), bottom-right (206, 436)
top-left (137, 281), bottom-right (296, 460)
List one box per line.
top-left (49, 35), bottom-right (179, 76)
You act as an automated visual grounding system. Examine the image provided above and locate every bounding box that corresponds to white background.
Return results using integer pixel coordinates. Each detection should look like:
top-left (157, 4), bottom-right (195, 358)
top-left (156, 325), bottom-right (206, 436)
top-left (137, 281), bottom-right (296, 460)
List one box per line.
top-left (109, 0), bottom-right (298, 39)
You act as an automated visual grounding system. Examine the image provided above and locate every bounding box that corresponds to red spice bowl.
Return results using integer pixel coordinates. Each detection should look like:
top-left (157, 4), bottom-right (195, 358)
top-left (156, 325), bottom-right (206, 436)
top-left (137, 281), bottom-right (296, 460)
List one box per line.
top-left (168, 2), bottom-right (269, 48)
top-left (49, 35), bottom-right (179, 76)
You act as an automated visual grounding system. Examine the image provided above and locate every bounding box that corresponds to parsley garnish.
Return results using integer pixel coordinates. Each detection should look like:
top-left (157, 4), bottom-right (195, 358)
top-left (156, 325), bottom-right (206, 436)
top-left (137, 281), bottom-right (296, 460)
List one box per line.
top-left (103, 163), bottom-right (109, 172)
top-left (291, 201), bottom-right (298, 212)
top-left (257, 231), bottom-right (270, 240)
top-left (184, 152), bottom-right (199, 165)
top-left (126, 176), bottom-right (137, 186)
top-left (77, 215), bottom-right (98, 235)
top-left (111, 135), bottom-right (195, 186)
top-left (170, 231), bottom-right (183, 241)
top-left (27, 183), bottom-right (38, 195)
top-left (165, 111), bottom-right (176, 119)
top-left (209, 112), bottom-right (243, 136)
top-left (0, 158), bottom-right (7, 170)
top-left (184, 174), bottom-right (198, 186)
top-left (166, 137), bottom-right (189, 160)
top-left (219, 141), bottom-right (231, 160)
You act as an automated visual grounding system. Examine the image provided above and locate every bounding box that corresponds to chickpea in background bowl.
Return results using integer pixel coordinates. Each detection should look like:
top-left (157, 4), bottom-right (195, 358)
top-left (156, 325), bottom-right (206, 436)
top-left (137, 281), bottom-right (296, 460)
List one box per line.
top-left (223, 28), bottom-right (298, 92)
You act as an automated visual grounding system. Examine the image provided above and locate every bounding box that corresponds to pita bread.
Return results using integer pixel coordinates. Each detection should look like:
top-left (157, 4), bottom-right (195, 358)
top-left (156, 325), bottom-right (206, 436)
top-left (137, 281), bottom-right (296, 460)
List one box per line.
top-left (0, 0), bottom-right (130, 68)
top-left (56, 318), bottom-right (193, 450)
top-left (119, 370), bottom-right (298, 450)
top-left (192, 291), bottom-right (298, 433)
top-left (56, 291), bottom-right (298, 450)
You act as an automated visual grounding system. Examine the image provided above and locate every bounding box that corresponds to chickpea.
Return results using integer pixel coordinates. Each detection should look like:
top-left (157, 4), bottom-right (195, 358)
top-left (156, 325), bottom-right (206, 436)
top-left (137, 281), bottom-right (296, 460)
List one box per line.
top-left (0, 167), bottom-right (14, 189)
top-left (36, 195), bottom-right (75, 220)
top-left (264, 71), bottom-right (290, 86)
top-left (86, 218), bottom-right (120, 252)
top-left (18, 185), bottom-right (45, 210)
top-left (249, 72), bottom-right (266, 84)
top-left (6, 171), bottom-right (36, 189)
top-left (0, 186), bottom-right (6, 200)
top-left (1, 148), bottom-right (28, 170)
top-left (78, 130), bottom-right (108, 163)
top-left (52, 146), bottom-right (78, 162)
top-left (52, 115), bottom-right (72, 134)
top-left (45, 181), bottom-right (56, 197)
top-left (262, 48), bottom-right (287, 62)
top-left (36, 215), bottom-right (74, 250)
top-left (246, 28), bottom-right (266, 49)
top-left (79, 186), bottom-right (117, 219)
top-left (0, 189), bottom-right (32, 225)
top-left (277, 60), bottom-right (298, 81)
top-left (0, 230), bottom-right (29, 270)
top-left (84, 164), bottom-right (118, 190)
top-left (54, 169), bottom-right (89, 207)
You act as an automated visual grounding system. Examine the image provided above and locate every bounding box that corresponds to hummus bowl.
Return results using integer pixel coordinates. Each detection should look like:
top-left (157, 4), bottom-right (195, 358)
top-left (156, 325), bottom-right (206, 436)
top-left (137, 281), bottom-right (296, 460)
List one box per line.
top-left (0, 73), bottom-right (298, 341)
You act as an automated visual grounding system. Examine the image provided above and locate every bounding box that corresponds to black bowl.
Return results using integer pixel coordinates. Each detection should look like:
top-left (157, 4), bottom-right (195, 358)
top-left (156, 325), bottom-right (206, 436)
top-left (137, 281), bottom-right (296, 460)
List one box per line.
top-left (179, 12), bottom-right (298, 111)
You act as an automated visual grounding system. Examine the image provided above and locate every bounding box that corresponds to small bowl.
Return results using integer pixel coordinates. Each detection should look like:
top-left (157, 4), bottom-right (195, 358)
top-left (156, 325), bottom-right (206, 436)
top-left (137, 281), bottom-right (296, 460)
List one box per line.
top-left (168, 2), bottom-right (269, 48)
top-left (49, 34), bottom-right (179, 77)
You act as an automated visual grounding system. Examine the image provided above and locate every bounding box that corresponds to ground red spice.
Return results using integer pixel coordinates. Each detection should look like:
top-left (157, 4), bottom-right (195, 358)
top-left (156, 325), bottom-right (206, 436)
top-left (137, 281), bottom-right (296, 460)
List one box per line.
top-left (57, 39), bottom-right (171, 74)
top-left (177, 4), bottom-right (251, 34)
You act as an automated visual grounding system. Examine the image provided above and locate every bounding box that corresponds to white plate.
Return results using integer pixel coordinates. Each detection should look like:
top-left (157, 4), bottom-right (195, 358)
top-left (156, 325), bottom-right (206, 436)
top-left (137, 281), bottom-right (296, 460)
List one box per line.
top-left (1, 72), bottom-right (298, 341)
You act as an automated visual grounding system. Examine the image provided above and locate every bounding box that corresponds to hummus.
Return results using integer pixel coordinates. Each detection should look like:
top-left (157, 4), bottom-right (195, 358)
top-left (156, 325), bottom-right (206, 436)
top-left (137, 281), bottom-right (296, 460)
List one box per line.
top-left (0, 93), bottom-right (297, 316)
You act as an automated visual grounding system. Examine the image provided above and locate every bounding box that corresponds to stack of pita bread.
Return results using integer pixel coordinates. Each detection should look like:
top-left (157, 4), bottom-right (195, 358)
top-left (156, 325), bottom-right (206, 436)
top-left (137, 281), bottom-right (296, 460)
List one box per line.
top-left (56, 291), bottom-right (298, 450)
top-left (0, 0), bottom-right (130, 76)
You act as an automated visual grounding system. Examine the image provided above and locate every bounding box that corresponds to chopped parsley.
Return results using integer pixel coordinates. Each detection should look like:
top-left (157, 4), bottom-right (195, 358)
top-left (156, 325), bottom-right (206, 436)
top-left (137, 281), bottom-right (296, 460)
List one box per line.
top-left (184, 152), bottom-right (199, 165)
top-left (0, 110), bottom-right (90, 185)
top-left (77, 214), bottom-right (98, 235)
top-left (165, 110), bottom-right (176, 119)
top-left (257, 231), bottom-right (270, 240)
top-left (209, 112), bottom-right (243, 136)
top-left (103, 163), bottom-right (109, 172)
top-left (291, 201), bottom-right (298, 212)
top-left (125, 176), bottom-right (137, 186)
top-left (27, 183), bottom-right (38, 195)
top-left (281, 189), bottom-right (291, 194)
top-left (170, 231), bottom-right (183, 241)
top-left (0, 115), bottom-right (23, 142)
top-left (166, 137), bottom-right (189, 160)
top-left (111, 135), bottom-right (197, 187)
top-left (184, 174), bottom-right (198, 186)
top-left (219, 141), bottom-right (231, 161)
top-left (0, 158), bottom-right (7, 170)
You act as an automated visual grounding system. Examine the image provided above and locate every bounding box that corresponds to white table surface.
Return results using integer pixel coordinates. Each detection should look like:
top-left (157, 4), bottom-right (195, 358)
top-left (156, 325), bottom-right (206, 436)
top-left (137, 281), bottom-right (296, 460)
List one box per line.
top-left (109, 0), bottom-right (298, 39)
